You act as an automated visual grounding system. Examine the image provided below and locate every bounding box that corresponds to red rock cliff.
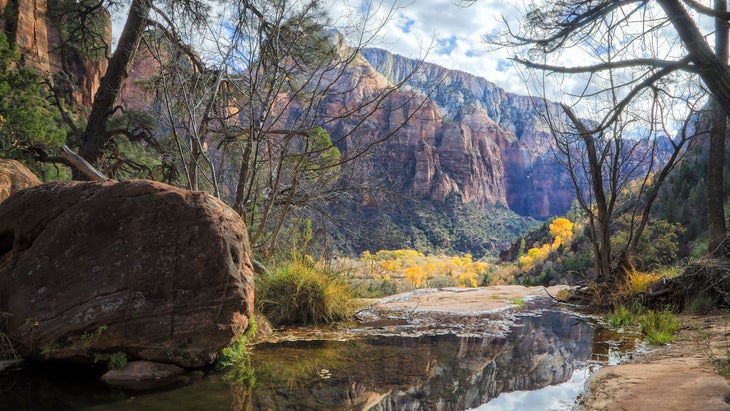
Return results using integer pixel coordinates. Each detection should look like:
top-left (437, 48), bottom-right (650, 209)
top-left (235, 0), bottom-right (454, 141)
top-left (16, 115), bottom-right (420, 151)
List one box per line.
top-left (1, 0), bottom-right (110, 107)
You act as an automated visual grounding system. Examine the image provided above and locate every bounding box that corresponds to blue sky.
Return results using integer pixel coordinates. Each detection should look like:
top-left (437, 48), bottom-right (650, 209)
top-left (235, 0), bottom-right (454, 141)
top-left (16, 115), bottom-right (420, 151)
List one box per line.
top-left (108, 0), bottom-right (716, 101)
top-left (110, 0), bottom-right (527, 93)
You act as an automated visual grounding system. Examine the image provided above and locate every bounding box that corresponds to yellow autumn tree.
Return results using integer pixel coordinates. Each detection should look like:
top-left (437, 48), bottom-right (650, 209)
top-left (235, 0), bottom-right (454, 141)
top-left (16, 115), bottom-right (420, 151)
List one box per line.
top-left (549, 217), bottom-right (574, 248)
top-left (404, 265), bottom-right (427, 288)
top-left (456, 270), bottom-right (478, 288)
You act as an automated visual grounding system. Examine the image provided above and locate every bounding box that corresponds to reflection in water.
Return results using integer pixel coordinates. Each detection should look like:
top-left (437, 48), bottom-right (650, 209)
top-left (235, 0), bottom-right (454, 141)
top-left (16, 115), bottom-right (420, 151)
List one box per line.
top-left (0, 309), bottom-right (636, 410)
top-left (470, 368), bottom-right (590, 411)
top-left (243, 309), bottom-right (595, 410)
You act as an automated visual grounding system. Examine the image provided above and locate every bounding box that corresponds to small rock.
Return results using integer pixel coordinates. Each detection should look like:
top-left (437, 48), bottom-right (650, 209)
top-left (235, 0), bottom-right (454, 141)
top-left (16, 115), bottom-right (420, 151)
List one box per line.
top-left (101, 360), bottom-right (184, 390)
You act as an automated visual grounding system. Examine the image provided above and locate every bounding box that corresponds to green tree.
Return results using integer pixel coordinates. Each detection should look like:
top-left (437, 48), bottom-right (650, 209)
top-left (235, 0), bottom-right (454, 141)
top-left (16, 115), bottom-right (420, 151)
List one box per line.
top-left (0, 32), bottom-right (66, 172)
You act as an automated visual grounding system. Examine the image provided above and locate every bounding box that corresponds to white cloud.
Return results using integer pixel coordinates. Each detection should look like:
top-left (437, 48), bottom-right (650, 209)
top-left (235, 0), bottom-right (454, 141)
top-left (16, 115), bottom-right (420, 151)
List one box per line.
top-left (352, 0), bottom-right (529, 93)
top-left (109, 0), bottom-right (716, 106)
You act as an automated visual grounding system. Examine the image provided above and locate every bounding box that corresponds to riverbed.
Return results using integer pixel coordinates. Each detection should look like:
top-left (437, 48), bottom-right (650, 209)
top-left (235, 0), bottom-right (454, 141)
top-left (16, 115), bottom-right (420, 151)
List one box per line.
top-left (1, 285), bottom-right (648, 410)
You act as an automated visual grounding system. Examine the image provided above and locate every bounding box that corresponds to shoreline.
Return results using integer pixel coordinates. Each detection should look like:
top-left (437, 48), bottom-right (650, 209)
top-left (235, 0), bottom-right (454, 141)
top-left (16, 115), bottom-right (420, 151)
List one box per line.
top-left (361, 285), bottom-right (730, 410)
top-left (579, 313), bottom-right (730, 410)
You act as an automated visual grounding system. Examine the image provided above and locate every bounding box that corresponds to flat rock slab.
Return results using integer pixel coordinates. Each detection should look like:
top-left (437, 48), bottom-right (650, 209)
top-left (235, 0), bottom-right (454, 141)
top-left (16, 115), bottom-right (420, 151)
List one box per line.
top-left (368, 285), bottom-right (569, 314)
top-left (0, 180), bottom-right (254, 367)
top-left (581, 314), bottom-right (730, 411)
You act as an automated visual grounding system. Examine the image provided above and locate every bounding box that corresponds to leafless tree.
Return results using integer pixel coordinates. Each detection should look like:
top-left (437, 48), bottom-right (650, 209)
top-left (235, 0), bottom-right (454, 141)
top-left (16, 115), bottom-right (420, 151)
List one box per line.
top-left (485, 0), bottom-right (730, 279)
top-left (135, 0), bottom-right (436, 256)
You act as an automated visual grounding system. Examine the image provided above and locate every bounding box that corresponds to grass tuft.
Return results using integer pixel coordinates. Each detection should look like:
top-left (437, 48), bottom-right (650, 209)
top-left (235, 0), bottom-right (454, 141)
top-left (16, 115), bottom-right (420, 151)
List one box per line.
top-left (685, 294), bottom-right (716, 315)
top-left (622, 266), bottom-right (661, 295)
top-left (641, 309), bottom-right (682, 345)
top-left (607, 305), bottom-right (636, 327)
top-left (255, 258), bottom-right (357, 326)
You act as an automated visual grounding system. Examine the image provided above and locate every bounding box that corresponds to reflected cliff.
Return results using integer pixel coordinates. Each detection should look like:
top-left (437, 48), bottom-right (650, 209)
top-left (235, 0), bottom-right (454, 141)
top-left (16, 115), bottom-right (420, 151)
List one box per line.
top-left (1, 309), bottom-right (635, 411)
top-left (242, 309), bottom-right (594, 410)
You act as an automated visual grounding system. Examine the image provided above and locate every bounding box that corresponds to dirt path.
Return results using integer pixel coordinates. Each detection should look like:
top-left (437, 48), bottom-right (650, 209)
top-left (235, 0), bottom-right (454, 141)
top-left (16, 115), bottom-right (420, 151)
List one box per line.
top-left (580, 314), bottom-right (730, 411)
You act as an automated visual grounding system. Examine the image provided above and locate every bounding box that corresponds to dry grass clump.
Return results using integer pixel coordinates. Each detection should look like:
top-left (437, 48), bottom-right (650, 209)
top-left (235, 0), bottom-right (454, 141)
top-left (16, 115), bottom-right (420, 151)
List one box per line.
top-left (255, 258), bottom-right (357, 326)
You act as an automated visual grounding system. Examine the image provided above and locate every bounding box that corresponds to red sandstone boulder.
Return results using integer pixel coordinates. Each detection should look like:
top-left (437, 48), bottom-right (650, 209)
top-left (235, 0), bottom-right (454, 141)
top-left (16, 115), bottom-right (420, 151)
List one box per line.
top-left (0, 180), bottom-right (253, 367)
top-left (0, 159), bottom-right (41, 204)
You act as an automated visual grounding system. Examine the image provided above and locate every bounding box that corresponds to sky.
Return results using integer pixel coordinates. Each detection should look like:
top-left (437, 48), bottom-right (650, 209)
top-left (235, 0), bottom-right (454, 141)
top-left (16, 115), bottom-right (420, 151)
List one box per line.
top-left (329, 0), bottom-right (527, 94)
top-left (337, 0), bottom-right (528, 93)
top-left (109, 0), bottom-right (716, 104)
top-left (110, 0), bottom-right (530, 94)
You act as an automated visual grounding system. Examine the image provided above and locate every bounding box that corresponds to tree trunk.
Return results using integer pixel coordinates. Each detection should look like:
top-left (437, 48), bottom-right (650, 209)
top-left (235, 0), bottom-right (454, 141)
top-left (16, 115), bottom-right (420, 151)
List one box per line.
top-left (708, 0), bottom-right (729, 258)
top-left (562, 104), bottom-right (612, 282)
top-left (658, 0), bottom-right (730, 116)
top-left (75, 0), bottom-right (152, 179)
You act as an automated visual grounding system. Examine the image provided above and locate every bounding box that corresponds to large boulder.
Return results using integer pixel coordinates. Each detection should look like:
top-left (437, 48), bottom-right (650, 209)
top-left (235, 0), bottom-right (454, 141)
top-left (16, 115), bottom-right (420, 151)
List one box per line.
top-left (0, 180), bottom-right (254, 367)
top-left (0, 159), bottom-right (41, 204)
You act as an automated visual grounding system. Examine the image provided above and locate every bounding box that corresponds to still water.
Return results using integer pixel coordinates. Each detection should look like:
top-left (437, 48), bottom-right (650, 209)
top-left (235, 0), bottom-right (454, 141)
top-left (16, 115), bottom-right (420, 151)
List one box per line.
top-left (0, 308), bottom-right (638, 410)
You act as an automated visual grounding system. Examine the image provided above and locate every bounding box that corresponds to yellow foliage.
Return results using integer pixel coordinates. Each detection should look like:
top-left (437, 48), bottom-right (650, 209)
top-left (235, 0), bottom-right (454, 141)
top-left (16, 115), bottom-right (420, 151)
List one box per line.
top-left (348, 250), bottom-right (495, 291)
top-left (491, 264), bottom-right (520, 285)
top-left (404, 265), bottom-right (426, 288)
top-left (425, 262), bottom-right (436, 275)
top-left (375, 249), bottom-right (423, 260)
top-left (622, 266), bottom-right (661, 295)
top-left (519, 242), bottom-right (554, 271)
top-left (380, 259), bottom-right (400, 272)
top-left (550, 217), bottom-right (574, 247)
top-left (456, 270), bottom-right (478, 288)
top-left (518, 254), bottom-right (534, 271)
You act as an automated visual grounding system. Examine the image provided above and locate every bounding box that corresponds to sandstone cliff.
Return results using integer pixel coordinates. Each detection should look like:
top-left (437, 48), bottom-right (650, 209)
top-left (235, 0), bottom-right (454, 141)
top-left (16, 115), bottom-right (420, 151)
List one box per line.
top-left (358, 48), bottom-right (575, 218)
top-left (0, 0), bottom-right (110, 106)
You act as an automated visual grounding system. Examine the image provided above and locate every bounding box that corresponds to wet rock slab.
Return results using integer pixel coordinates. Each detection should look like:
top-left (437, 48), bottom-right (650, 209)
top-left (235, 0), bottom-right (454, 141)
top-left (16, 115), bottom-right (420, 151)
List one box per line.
top-left (355, 285), bottom-right (569, 337)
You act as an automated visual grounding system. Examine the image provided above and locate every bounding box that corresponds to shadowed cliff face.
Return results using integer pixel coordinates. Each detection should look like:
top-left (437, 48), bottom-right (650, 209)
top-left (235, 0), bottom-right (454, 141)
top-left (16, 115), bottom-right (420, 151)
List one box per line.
top-left (0, 0), bottom-right (110, 107)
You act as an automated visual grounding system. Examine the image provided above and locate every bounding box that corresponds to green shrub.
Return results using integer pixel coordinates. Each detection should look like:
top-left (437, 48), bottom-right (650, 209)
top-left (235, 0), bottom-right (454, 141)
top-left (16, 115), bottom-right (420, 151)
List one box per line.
top-left (94, 351), bottom-right (127, 370)
top-left (685, 294), bottom-right (716, 315)
top-left (256, 259), bottom-right (356, 326)
top-left (217, 318), bottom-right (257, 369)
top-left (689, 237), bottom-right (709, 261)
top-left (641, 309), bottom-right (682, 345)
top-left (607, 305), bottom-right (636, 327)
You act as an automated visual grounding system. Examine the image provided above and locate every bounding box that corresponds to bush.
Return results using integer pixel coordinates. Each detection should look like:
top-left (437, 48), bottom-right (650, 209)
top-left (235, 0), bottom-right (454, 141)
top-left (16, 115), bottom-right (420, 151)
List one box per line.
top-left (622, 266), bottom-right (661, 295)
top-left (256, 259), bottom-right (356, 326)
top-left (641, 309), bottom-right (682, 345)
top-left (685, 294), bottom-right (716, 315)
top-left (607, 305), bottom-right (636, 327)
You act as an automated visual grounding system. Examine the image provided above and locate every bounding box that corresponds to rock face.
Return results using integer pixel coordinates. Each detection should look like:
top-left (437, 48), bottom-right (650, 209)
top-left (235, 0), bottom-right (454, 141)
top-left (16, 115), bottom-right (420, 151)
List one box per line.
top-left (355, 48), bottom-right (576, 218)
top-left (0, 0), bottom-right (111, 107)
top-left (0, 159), bottom-right (40, 203)
top-left (0, 180), bottom-right (254, 367)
